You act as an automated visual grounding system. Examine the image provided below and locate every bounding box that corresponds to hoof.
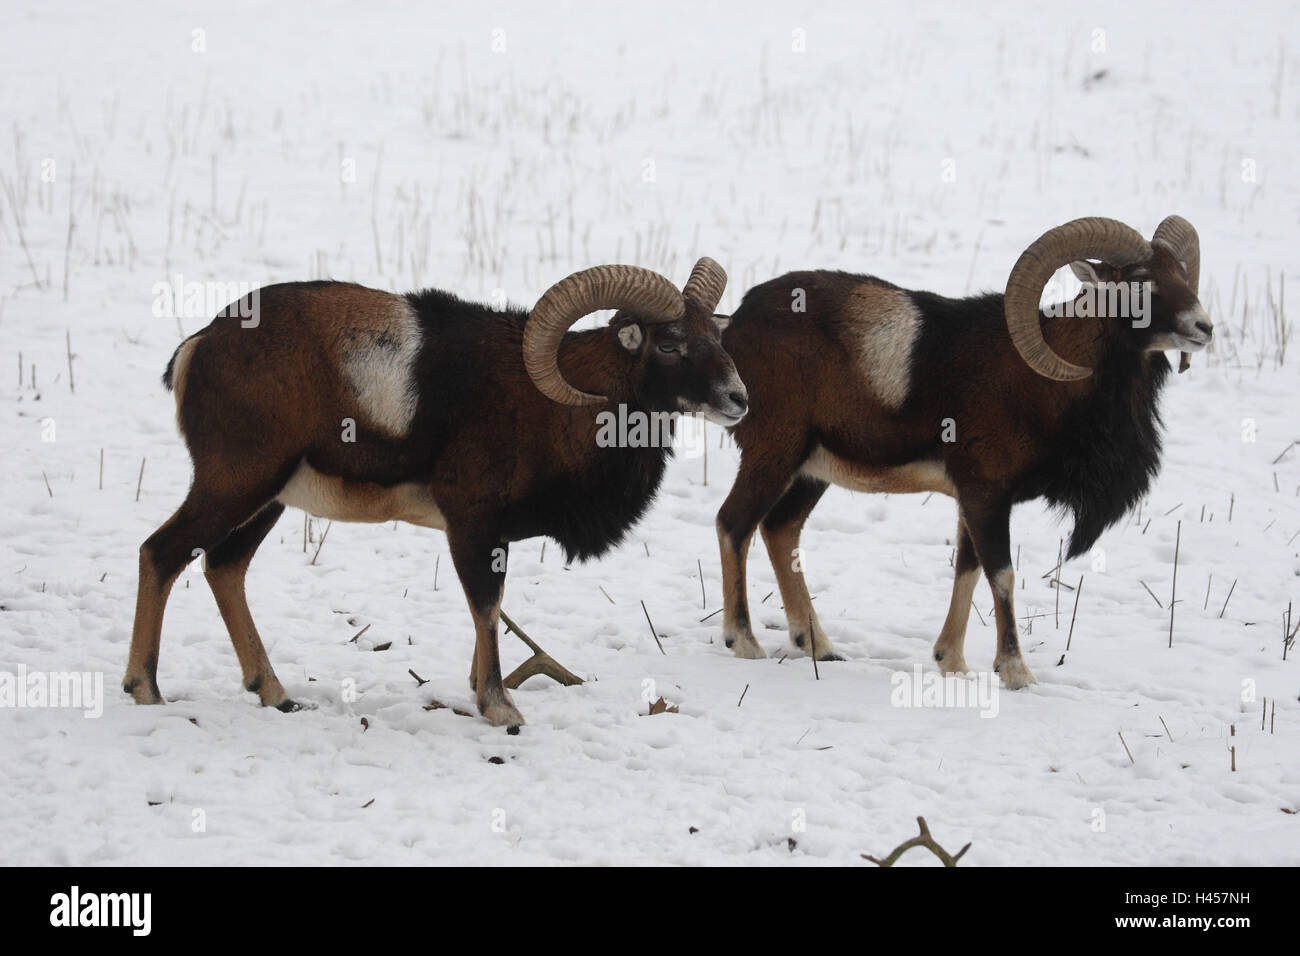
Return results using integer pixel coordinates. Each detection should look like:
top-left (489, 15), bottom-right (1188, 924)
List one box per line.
top-left (480, 696), bottom-right (525, 728)
top-left (728, 637), bottom-right (766, 660)
top-left (995, 657), bottom-right (1037, 690)
top-left (247, 674), bottom-right (299, 710)
top-left (934, 651), bottom-right (972, 676)
top-left (794, 632), bottom-right (841, 661)
top-left (123, 676), bottom-right (164, 705)
top-left (273, 696), bottom-right (316, 712)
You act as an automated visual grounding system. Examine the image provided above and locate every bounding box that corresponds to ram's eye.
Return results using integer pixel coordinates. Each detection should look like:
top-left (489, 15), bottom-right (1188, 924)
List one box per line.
top-left (658, 344), bottom-right (680, 354)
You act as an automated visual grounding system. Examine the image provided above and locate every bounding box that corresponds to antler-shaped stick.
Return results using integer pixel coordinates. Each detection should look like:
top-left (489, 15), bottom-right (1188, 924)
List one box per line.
top-left (862, 817), bottom-right (971, 867)
top-left (499, 609), bottom-right (585, 689)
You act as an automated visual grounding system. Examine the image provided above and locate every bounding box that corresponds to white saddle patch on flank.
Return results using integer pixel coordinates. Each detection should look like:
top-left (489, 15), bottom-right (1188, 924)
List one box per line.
top-left (340, 300), bottom-right (422, 436)
top-left (850, 291), bottom-right (921, 409)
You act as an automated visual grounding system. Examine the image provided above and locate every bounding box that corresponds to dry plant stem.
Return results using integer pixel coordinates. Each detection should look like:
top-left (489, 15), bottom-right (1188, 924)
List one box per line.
top-left (309, 520), bottom-right (332, 565)
top-left (863, 817), bottom-right (971, 867)
top-left (1054, 538), bottom-right (1062, 627)
top-left (0, 171), bottom-right (43, 290)
top-left (1218, 578), bottom-right (1237, 618)
top-left (640, 600), bottom-right (666, 654)
top-left (1168, 520), bottom-right (1181, 647)
top-left (1159, 715), bottom-right (1174, 741)
top-left (1065, 575), bottom-right (1083, 651)
top-left (499, 609), bottom-right (584, 689)
top-left (810, 614), bottom-right (820, 679)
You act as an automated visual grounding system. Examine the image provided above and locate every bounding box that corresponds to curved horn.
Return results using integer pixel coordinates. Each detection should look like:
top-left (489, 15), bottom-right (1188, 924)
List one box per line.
top-left (523, 265), bottom-right (685, 406)
top-left (1004, 217), bottom-right (1152, 381)
top-left (681, 257), bottom-right (727, 315)
top-left (1152, 215), bottom-right (1200, 373)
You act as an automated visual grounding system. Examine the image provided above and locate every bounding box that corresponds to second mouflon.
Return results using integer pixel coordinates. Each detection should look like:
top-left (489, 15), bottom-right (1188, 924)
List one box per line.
top-left (714, 216), bottom-right (1210, 688)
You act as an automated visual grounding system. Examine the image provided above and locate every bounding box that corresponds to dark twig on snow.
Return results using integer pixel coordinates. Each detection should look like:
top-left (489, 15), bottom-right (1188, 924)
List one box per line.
top-left (640, 600), bottom-right (666, 655)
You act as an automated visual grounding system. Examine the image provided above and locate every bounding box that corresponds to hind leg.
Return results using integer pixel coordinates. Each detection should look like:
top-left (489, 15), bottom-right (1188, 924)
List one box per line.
top-left (124, 524), bottom-right (182, 705)
top-left (203, 502), bottom-right (299, 709)
top-left (759, 476), bottom-right (841, 660)
top-left (124, 478), bottom-right (283, 704)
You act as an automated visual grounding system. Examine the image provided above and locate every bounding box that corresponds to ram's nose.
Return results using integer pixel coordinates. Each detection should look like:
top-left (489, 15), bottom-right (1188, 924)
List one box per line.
top-left (1176, 305), bottom-right (1213, 348)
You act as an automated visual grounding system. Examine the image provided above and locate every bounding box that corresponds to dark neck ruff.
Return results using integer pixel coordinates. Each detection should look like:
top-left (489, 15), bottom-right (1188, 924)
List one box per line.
top-left (509, 406), bottom-right (675, 563)
top-left (1033, 349), bottom-right (1171, 558)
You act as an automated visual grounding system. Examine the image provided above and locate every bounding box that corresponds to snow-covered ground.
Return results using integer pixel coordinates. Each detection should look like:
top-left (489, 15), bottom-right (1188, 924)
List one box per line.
top-left (2, 0), bottom-right (1297, 865)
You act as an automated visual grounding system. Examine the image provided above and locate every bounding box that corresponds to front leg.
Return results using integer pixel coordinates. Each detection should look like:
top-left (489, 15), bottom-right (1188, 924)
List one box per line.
top-left (986, 566), bottom-right (1036, 689)
top-left (932, 515), bottom-right (979, 675)
top-left (448, 528), bottom-right (523, 728)
top-left (717, 523), bottom-right (764, 658)
top-left (959, 488), bottom-right (1036, 689)
top-left (715, 450), bottom-right (808, 660)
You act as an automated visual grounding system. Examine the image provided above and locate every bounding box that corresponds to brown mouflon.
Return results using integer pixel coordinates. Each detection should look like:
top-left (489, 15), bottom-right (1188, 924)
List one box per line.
top-left (125, 259), bottom-right (747, 728)
top-left (714, 217), bottom-right (1208, 687)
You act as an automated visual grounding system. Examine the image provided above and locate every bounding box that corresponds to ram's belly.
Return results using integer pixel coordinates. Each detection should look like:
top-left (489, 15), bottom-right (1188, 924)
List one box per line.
top-left (800, 444), bottom-right (955, 496)
top-left (276, 461), bottom-right (447, 529)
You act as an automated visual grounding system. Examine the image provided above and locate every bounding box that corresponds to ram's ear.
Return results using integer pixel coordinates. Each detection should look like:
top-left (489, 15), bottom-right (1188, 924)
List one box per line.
top-left (1068, 259), bottom-right (1120, 286)
top-left (614, 317), bottom-right (644, 353)
top-left (1069, 260), bottom-right (1102, 285)
top-left (711, 313), bottom-right (731, 333)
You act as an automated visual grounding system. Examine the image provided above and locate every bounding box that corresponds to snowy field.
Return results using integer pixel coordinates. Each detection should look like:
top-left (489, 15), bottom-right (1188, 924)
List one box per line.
top-left (2, 0), bottom-right (1298, 866)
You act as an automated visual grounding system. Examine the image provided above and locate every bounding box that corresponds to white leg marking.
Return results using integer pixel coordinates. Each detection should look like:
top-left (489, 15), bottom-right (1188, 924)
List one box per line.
top-left (989, 567), bottom-right (1036, 688)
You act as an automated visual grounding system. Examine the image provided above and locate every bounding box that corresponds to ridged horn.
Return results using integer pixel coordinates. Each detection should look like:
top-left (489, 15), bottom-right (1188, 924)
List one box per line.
top-left (1152, 215), bottom-right (1201, 373)
top-left (681, 257), bottom-right (727, 314)
top-left (523, 265), bottom-right (685, 405)
top-left (1004, 217), bottom-right (1152, 381)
